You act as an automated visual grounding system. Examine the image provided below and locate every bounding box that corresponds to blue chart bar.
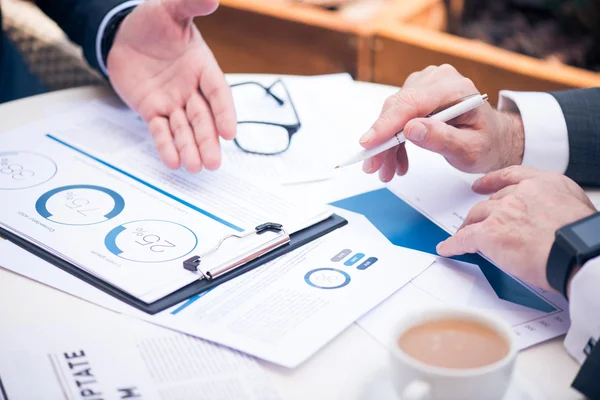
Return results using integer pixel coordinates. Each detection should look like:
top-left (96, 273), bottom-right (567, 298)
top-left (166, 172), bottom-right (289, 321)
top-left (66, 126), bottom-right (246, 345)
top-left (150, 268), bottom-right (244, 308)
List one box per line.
top-left (46, 134), bottom-right (243, 232)
top-left (332, 188), bottom-right (554, 312)
top-left (357, 257), bottom-right (378, 270)
top-left (344, 253), bottom-right (365, 266)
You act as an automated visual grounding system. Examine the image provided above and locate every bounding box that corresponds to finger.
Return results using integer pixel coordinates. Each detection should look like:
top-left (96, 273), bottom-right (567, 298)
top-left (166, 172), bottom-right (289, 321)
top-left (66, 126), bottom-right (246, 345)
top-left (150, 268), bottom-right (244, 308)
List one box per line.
top-left (403, 118), bottom-right (481, 168)
top-left (186, 92), bottom-right (221, 171)
top-left (199, 52), bottom-right (237, 141)
top-left (362, 151), bottom-right (386, 174)
top-left (170, 109), bottom-right (202, 173)
top-left (489, 185), bottom-right (517, 201)
top-left (403, 65), bottom-right (438, 87)
top-left (149, 116), bottom-right (180, 170)
top-left (164, 0), bottom-right (219, 22)
top-left (472, 166), bottom-right (545, 194)
top-left (436, 223), bottom-right (483, 257)
top-left (379, 147), bottom-right (397, 182)
top-left (396, 143), bottom-right (409, 176)
top-left (359, 80), bottom-right (475, 149)
top-left (459, 200), bottom-right (498, 229)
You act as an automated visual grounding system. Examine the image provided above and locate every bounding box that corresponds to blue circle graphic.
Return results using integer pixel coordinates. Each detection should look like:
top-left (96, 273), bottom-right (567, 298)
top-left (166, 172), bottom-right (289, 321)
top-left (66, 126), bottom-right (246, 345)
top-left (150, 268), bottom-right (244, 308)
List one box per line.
top-left (105, 219), bottom-right (198, 263)
top-left (35, 184), bottom-right (125, 226)
top-left (304, 268), bottom-right (351, 290)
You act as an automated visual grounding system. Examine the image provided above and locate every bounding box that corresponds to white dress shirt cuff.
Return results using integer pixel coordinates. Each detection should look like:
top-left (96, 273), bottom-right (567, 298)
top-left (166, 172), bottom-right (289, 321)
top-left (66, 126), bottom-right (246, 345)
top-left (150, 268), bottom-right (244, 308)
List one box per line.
top-left (564, 256), bottom-right (600, 364)
top-left (498, 91), bottom-right (570, 174)
top-left (95, 0), bottom-right (145, 77)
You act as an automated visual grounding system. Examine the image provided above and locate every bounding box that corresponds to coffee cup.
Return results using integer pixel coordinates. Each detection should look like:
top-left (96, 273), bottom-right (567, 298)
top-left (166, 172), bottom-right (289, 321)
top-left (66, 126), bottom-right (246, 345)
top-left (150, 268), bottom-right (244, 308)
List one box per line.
top-left (390, 307), bottom-right (517, 400)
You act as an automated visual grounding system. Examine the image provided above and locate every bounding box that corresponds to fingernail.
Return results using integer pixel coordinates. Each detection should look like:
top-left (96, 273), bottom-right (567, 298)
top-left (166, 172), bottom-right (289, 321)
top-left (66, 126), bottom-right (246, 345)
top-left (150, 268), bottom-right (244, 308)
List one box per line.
top-left (436, 241), bottom-right (445, 254)
top-left (406, 122), bottom-right (428, 142)
top-left (360, 128), bottom-right (375, 144)
top-left (362, 159), bottom-right (374, 173)
top-left (472, 177), bottom-right (482, 189)
top-left (379, 164), bottom-right (391, 182)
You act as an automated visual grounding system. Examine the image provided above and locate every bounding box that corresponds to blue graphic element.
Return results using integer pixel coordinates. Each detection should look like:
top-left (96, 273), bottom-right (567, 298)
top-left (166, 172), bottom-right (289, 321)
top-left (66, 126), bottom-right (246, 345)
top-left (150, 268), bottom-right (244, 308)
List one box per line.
top-left (35, 184), bottom-right (125, 225)
top-left (331, 188), bottom-right (554, 312)
top-left (331, 249), bottom-right (352, 262)
top-left (171, 289), bottom-right (214, 315)
top-left (344, 253), bottom-right (365, 266)
top-left (104, 219), bottom-right (198, 263)
top-left (358, 257), bottom-right (378, 270)
top-left (104, 225), bottom-right (126, 255)
top-left (305, 268), bottom-right (351, 290)
top-left (46, 134), bottom-right (243, 232)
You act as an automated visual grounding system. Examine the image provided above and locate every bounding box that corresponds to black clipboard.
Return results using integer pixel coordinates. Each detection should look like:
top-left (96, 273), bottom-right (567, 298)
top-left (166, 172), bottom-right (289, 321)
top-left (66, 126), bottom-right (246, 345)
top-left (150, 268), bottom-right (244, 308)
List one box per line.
top-left (0, 214), bottom-right (347, 315)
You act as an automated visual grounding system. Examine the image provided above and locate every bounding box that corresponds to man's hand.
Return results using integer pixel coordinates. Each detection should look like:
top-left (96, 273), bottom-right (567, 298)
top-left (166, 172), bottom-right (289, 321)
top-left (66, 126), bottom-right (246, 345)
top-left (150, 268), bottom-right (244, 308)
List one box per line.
top-left (436, 166), bottom-right (596, 291)
top-left (107, 0), bottom-right (236, 173)
top-left (360, 64), bottom-right (525, 182)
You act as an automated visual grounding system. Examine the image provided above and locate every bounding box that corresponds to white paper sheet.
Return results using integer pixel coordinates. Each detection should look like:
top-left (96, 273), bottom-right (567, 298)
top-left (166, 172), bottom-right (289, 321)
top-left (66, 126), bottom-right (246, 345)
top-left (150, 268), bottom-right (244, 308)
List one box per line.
top-left (0, 100), bottom-right (326, 302)
top-left (358, 257), bottom-right (571, 352)
top-left (346, 145), bottom-right (571, 350)
top-left (0, 316), bottom-right (280, 400)
top-left (0, 209), bottom-right (435, 368)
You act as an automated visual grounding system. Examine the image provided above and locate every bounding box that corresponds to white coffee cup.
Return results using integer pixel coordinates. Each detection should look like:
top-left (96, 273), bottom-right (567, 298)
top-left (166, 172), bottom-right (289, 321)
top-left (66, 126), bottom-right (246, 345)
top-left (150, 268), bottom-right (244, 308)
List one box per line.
top-left (390, 307), bottom-right (517, 400)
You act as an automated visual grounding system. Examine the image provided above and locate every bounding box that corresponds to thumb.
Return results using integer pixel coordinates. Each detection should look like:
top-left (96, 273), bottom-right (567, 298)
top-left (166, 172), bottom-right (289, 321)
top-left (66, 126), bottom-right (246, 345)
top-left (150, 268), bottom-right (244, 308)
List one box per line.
top-left (165, 0), bottom-right (219, 21)
top-left (404, 118), bottom-right (478, 162)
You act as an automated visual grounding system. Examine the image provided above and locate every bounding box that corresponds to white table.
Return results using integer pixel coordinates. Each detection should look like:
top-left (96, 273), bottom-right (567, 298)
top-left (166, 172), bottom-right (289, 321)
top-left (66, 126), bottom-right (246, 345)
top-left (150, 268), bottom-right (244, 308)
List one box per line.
top-left (0, 86), bottom-right (593, 400)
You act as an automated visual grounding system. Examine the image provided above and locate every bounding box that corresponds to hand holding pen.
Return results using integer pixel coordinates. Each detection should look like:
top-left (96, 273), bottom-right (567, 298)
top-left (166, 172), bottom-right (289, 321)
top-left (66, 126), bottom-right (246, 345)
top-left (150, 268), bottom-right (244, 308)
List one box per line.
top-left (345, 65), bottom-right (526, 182)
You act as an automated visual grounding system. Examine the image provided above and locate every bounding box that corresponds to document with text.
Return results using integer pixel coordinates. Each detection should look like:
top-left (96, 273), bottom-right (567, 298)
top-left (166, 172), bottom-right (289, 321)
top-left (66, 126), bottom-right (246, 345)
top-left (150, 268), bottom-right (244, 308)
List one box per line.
top-left (0, 208), bottom-right (436, 367)
top-left (0, 101), bottom-right (327, 303)
top-left (0, 316), bottom-right (280, 400)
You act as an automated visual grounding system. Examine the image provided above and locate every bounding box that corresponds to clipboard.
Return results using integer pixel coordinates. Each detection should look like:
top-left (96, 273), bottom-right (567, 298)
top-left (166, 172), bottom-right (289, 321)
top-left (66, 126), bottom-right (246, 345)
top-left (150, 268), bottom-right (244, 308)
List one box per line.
top-left (0, 214), bottom-right (347, 315)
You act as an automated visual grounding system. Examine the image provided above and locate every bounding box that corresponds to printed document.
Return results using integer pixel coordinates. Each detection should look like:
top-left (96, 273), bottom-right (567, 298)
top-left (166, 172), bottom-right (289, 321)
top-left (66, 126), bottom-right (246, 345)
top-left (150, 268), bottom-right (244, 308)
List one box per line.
top-left (0, 316), bottom-right (280, 400)
top-left (337, 145), bottom-right (571, 350)
top-left (0, 101), bottom-right (326, 303)
top-left (0, 209), bottom-right (436, 367)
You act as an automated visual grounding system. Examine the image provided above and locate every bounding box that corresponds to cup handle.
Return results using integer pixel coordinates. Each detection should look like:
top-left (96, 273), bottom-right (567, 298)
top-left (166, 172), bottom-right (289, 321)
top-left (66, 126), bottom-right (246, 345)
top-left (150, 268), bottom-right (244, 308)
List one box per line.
top-left (401, 380), bottom-right (432, 400)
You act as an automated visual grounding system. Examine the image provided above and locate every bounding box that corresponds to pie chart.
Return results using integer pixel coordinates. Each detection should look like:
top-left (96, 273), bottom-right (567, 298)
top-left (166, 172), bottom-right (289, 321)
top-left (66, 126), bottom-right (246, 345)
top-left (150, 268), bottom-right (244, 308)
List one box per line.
top-left (105, 220), bottom-right (198, 263)
top-left (0, 151), bottom-right (57, 190)
top-left (304, 268), bottom-right (351, 290)
top-left (36, 185), bottom-right (124, 225)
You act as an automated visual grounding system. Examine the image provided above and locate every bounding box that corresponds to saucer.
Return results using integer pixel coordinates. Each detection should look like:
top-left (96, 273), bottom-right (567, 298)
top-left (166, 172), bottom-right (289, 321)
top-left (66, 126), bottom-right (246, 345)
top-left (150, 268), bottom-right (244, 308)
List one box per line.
top-left (342, 369), bottom-right (547, 400)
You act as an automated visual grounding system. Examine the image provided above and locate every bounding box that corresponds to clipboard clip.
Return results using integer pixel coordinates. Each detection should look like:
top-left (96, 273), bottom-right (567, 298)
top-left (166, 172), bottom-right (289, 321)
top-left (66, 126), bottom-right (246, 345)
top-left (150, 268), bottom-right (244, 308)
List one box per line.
top-left (182, 222), bottom-right (290, 281)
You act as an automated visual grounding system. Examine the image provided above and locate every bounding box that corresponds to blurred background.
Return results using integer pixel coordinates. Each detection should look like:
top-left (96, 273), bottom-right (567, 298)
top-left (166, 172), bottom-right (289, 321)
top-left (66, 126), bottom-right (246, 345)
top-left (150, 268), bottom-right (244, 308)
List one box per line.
top-left (3, 0), bottom-right (600, 104)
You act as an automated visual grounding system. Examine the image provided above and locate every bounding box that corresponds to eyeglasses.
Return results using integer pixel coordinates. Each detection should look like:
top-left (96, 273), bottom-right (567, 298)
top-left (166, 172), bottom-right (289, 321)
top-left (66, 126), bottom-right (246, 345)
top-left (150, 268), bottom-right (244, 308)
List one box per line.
top-left (230, 80), bottom-right (302, 155)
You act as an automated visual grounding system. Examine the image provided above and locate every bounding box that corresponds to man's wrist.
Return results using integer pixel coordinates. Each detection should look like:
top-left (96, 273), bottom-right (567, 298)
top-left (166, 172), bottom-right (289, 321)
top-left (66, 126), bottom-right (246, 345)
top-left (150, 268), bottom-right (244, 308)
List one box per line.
top-left (96, 1), bottom-right (144, 77)
top-left (498, 110), bottom-right (525, 168)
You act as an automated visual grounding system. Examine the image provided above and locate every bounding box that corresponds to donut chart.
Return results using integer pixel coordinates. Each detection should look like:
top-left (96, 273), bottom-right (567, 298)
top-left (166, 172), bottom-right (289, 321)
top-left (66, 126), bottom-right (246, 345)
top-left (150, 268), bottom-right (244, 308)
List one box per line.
top-left (304, 268), bottom-right (351, 290)
top-left (0, 151), bottom-right (57, 190)
top-left (105, 220), bottom-right (198, 263)
top-left (36, 185), bottom-right (125, 226)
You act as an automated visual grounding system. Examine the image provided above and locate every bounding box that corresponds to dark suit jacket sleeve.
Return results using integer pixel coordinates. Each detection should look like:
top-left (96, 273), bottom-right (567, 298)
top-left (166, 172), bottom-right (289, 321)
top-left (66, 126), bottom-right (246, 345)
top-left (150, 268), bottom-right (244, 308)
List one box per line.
top-left (34, 0), bottom-right (129, 72)
top-left (550, 88), bottom-right (600, 187)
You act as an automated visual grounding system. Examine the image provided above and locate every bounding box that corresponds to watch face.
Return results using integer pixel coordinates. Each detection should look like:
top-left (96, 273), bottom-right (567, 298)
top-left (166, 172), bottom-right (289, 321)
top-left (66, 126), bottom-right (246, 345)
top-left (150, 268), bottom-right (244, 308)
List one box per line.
top-left (571, 214), bottom-right (600, 249)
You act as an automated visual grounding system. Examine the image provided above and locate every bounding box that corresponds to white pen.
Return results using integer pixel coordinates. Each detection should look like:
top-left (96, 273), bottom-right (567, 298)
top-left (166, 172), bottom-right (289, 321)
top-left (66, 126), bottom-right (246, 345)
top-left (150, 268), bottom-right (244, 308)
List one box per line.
top-left (335, 93), bottom-right (489, 169)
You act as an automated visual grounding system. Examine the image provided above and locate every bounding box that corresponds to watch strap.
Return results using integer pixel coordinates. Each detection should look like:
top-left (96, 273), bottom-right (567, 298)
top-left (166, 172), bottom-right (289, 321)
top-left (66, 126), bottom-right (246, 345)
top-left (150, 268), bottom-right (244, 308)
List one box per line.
top-left (546, 232), bottom-right (578, 297)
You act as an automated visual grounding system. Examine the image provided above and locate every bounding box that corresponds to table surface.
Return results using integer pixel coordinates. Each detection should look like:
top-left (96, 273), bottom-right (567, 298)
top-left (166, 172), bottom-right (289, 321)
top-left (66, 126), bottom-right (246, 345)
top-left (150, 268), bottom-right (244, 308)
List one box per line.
top-left (0, 86), bottom-right (594, 400)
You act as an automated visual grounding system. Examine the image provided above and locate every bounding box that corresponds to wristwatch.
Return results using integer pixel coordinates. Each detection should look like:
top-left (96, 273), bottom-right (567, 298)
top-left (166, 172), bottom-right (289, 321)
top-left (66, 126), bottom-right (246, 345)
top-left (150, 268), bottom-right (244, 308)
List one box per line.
top-left (546, 212), bottom-right (600, 297)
